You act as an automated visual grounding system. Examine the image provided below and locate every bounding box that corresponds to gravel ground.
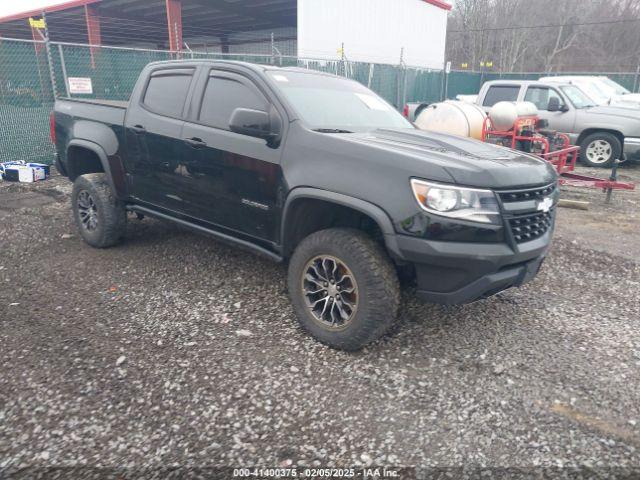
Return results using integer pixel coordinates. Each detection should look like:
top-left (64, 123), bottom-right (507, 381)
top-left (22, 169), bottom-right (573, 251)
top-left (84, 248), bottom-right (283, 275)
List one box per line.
top-left (1, 165), bottom-right (639, 479)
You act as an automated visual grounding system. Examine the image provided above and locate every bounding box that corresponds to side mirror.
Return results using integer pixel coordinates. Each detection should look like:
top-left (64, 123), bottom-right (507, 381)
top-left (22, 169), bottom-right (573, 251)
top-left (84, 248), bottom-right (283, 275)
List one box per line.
top-left (229, 108), bottom-right (273, 140)
top-left (547, 97), bottom-right (560, 112)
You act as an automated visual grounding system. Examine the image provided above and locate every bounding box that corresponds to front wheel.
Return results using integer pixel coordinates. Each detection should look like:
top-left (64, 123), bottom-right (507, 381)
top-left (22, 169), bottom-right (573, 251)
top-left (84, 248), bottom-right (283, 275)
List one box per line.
top-left (287, 228), bottom-right (400, 351)
top-left (580, 132), bottom-right (621, 168)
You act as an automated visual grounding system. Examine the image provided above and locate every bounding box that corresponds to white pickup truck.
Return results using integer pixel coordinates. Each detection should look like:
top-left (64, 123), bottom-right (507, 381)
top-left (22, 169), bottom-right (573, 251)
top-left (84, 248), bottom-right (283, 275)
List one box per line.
top-left (476, 80), bottom-right (640, 167)
top-left (539, 76), bottom-right (640, 109)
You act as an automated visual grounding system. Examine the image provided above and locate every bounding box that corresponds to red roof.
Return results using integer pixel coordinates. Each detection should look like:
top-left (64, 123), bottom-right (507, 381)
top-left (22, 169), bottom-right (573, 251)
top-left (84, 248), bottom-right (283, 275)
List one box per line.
top-left (423, 0), bottom-right (452, 10)
top-left (0, 0), bottom-right (101, 23)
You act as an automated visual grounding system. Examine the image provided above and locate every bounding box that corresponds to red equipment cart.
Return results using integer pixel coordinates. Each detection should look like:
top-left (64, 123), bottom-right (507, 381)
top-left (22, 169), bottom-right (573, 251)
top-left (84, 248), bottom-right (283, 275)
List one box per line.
top-left (481, 115), bottom-right (635, 197)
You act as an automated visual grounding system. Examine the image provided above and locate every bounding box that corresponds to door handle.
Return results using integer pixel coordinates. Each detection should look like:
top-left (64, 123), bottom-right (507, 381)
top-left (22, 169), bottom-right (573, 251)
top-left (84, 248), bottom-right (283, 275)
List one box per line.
top-left (131, 124), bottom-right (146, 134)
top-left (184, 137), bottom-right (207, 148)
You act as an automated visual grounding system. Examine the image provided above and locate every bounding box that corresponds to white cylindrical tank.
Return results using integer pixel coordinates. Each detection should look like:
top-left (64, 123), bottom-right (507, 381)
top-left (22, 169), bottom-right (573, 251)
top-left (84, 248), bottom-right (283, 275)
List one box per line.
top-left (488, 101), bottom-right (538, 131)
top-left (414, 100), bottom-right (487, 140)
top-left (515, 101), bottom-right (538, 117)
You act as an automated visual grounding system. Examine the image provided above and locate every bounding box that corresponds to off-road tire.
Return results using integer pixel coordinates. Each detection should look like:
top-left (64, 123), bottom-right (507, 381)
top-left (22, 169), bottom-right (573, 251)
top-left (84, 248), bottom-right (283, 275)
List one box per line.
top-left (71, 173), bottom-right (126, 248)
top-left (288, 228), bottom-right (400, 351)
top-left (579, 132), bottom-right (622, 168)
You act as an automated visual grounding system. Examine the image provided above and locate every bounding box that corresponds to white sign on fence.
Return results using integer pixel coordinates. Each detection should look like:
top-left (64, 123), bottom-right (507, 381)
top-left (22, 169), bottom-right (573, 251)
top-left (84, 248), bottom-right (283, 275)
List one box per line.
top-left (68, 77), bottom-right (93, 94)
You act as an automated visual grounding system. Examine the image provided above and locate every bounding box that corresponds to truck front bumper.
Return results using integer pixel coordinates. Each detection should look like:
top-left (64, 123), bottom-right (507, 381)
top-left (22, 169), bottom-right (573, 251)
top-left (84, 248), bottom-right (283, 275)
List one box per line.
top-left (624, 137), bottom-right (640, 161)
top-left (394, 232), bottom-right (552, 305)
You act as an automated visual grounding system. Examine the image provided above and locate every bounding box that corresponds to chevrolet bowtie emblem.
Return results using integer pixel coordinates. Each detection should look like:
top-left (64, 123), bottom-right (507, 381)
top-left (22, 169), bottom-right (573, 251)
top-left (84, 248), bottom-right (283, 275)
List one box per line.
top-left (537, 197), bottom-right (553, 213)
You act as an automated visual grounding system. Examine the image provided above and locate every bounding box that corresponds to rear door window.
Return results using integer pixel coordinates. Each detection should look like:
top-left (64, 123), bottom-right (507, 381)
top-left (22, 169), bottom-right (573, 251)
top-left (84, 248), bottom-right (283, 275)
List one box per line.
top-left (199, 73), bottom-right (267, 130)
top-left (482, 86), bottom-right (520, 107)
top-left (143, 69), bottom-right (194, 118)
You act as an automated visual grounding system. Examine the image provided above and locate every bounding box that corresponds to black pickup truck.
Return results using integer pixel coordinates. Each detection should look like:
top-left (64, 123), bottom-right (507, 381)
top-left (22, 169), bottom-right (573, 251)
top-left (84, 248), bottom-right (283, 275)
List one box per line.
top-left (52, 60), bottom-right (559, 350)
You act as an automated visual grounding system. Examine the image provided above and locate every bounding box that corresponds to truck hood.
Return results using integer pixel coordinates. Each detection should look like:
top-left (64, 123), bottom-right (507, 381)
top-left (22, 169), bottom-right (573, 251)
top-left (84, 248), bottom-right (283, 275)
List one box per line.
top-left (343, 128), bottom-right (557, 189)
top-left (609, 95), bottom-right (640, 109)
top-left (615, 93), bottom-right (640, 102)
top-left (581, 105), bottom-right (640, 120)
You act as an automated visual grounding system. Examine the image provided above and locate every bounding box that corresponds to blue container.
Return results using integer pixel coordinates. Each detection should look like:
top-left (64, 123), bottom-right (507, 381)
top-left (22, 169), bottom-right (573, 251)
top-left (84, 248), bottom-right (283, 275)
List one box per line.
top-left (26, 162), bottom-right (51, 177)
top-left (0, 161), bottom-right (25, 180)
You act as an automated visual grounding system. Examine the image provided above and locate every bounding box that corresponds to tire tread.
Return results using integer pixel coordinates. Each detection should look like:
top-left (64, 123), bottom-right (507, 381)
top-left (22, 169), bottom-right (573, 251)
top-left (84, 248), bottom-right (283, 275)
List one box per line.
top-left (72, 173), bottom-right (126, 248)
top-left (288, 228), bottom-right (400, 351)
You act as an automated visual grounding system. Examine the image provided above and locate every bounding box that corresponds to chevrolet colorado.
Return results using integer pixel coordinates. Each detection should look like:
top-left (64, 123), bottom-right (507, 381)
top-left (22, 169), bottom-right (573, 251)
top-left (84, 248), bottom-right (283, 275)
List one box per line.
top-left (52, 60), bottom-right (559, 350)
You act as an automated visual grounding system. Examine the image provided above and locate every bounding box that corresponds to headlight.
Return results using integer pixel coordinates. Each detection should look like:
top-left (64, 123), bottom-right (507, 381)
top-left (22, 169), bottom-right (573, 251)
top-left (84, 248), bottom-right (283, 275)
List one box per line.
top-left (410, 179), bottom-right (501, 224)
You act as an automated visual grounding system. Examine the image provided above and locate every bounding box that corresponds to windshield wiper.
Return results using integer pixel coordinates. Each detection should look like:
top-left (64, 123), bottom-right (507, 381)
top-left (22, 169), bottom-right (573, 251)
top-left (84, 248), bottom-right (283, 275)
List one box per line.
top-left (312, 128), bottom-right (354, 133)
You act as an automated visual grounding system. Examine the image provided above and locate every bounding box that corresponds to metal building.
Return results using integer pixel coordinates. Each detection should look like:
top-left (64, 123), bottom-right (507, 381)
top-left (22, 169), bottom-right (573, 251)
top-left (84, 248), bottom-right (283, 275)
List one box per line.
top-left (0, 0), bottom-right (450, 67)
top-left (299, 0), bottom-right (450, 68)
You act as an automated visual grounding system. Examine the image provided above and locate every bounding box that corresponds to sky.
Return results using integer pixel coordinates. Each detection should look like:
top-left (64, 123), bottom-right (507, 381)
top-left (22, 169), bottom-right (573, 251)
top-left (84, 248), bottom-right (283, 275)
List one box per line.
top-left (0, 0), bottom-right (71, 17)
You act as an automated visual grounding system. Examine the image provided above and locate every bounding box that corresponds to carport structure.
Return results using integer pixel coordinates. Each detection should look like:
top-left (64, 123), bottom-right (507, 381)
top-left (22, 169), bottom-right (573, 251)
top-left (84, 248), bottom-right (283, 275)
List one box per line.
top-left (0, 0), bottom-right (298, 54)
top-left (0, 0), bottom-right (452, 71)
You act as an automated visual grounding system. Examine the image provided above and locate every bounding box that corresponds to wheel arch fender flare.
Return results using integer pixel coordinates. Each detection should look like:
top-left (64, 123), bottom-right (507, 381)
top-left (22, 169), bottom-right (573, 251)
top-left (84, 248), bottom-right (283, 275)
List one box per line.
top-left (66, 139), bottom-right (118, 197)
top-left (280, 187), bottom-right (404, 260)
top-left (577, 128), bottom-right (624, 147)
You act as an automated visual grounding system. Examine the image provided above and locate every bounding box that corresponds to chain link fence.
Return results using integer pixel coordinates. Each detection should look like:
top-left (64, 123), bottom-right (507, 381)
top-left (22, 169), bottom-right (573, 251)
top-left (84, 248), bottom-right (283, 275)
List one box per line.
top-left (2, 36), bottom-right (640, 166)
top-left (0, 38), bottom-right (56, 164)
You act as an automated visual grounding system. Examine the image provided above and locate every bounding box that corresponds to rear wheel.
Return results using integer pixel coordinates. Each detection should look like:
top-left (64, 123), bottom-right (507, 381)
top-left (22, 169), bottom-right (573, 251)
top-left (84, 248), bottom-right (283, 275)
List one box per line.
top-left (72, 173), bottom-right (126, 248)
top-left (287, 228), bottom-right (400, 351)
top-left (580, 132), bottom-right (621, 168)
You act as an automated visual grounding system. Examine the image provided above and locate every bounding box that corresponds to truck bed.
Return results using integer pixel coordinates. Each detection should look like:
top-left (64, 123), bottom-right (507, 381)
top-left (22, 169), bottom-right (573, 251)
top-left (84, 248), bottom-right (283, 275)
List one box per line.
top-left (59, 97), bottom-right (129, 109)
top-left (54, 98), bottom-right (128, 127)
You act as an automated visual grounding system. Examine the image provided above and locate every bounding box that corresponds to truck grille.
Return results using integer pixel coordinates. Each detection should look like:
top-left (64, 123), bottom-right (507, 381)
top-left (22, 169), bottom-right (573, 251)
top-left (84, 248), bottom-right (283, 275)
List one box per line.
top-left (509, 210), bottom-right (554, 243)
top-left (498, 183), bottom-right (556, 203)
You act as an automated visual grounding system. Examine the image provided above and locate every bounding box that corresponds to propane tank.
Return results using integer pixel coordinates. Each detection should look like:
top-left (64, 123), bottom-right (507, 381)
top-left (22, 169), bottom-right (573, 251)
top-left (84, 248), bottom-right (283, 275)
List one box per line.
top-left (414, 100), bottom-right (487, 140)
top-left (515, 101), bottom-right (538, 117)
top-left (488, 101), bottom-right (538, 131)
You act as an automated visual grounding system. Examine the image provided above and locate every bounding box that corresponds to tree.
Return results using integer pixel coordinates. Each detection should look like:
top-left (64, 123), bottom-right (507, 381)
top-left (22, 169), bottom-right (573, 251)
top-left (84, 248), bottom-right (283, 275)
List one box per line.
top-left (445, 0), bottom-right (640, 73)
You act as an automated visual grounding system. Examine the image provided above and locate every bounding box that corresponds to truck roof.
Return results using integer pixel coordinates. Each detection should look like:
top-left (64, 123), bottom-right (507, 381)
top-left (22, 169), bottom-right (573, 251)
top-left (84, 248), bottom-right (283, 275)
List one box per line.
top-left (144, 59), bottom-right (341, 78)
top-left (483, 79), bottom-right (573, 88)
top-left (539, 75), bottom-right (603, 82)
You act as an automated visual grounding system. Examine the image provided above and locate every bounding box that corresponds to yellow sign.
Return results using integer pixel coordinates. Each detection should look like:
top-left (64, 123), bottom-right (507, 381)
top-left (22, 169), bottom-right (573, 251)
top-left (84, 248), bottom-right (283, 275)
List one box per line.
top-left (486, 61), bottom-right (494, 68)
top-left (29, 17), bottom-right (46, 29)
top-left (461, 63), bottom-right (468, 69)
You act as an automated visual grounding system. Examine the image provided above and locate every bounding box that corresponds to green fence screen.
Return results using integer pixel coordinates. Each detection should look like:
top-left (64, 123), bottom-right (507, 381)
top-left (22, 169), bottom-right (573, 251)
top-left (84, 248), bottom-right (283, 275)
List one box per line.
top-left (1, 37), bottom-right (639, 166)
top-left (0, 38), bottom-right (56, 165)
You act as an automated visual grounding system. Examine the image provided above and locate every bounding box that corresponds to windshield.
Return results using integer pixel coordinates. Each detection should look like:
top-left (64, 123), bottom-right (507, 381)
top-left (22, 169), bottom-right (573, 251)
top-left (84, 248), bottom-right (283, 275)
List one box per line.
top-left (598, 77), bottom-right (630, 95)
top-left (267, 70), bottom-right (413, 132)
top-left (576, 82), bottom-right (610, 105)
top-left (560, 85), bottom-right (596, 109)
